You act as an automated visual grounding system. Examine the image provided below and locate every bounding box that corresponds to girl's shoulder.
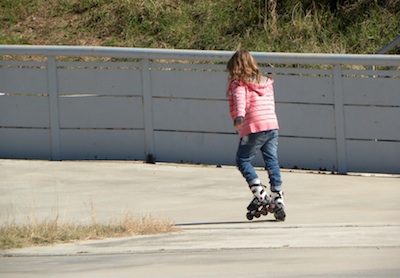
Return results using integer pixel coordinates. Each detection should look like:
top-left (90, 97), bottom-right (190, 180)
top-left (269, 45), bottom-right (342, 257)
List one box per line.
top-left (228, 79), bottom-right (245, 91)
top-left (229, 79), bottom-right (244, 86)
top-left (227, 79), bottom-right (240, 97)
top-left (243, 75), bottom-right (273, 85)
top-left (261, 75), bottom-right (273, 84)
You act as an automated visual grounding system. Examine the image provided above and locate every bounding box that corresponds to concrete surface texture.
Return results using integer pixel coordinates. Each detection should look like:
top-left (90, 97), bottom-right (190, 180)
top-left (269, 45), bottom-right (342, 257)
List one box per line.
top-left (1, 159), bottom-right (399, 277)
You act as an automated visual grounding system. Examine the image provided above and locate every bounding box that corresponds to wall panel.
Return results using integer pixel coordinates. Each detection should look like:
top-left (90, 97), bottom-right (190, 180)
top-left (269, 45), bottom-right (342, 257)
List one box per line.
top-left (60, 129), bottom-right (145, 160)
top-left (0, 67), bottom-right (47, 95)
top-left (152, 98), bottom-right (231, 133)
top-left (346, 140), bottom-right (400, 173)
top-left (0, 96), bottom-right (49, 127)
top-left (0, 128), bottom-right (51, 159)
top-left (59, 96), bottom-right (144, 129)
top-left (151, 67), bottom-right (227, 99)
top-left (344, 106), bottom-right (400, 141)
top-left (57, 67), bottom-right (142, 96)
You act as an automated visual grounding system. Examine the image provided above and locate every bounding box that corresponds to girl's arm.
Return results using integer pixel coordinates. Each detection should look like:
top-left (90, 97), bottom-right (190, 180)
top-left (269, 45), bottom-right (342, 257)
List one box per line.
top-left (232, 85), bottom-right (246, 130)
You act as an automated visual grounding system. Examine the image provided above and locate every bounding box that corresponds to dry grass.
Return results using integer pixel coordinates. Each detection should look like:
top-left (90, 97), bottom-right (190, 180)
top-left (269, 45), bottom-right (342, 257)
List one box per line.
top-left (0, 213), bottom-right (180, 250)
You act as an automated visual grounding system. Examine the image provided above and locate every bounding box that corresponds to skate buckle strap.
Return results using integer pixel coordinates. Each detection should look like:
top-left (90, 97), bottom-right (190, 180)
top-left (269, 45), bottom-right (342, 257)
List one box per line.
top-left (271, 191), bottom-right (284, 205)
top-left (250, 184), bottom-right (269, 203)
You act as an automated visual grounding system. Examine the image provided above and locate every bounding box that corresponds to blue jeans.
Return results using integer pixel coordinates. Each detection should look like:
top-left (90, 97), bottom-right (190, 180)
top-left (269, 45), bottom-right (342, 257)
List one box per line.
top-left (236, 130), bottom-right (282, 192)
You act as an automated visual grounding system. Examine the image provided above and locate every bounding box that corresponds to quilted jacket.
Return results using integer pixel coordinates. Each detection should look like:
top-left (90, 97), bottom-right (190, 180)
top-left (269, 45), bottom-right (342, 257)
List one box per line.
top-left (227, 76), bottom-right (279, 138)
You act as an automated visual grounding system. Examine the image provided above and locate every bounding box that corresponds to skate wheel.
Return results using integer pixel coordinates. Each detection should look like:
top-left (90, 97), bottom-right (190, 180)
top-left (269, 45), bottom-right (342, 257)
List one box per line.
top-left (268, 203), bottom-right (276, 213)
top-left (255, 214), bottom-right (261, 218)
top-left (261, 206), bottom-right (268, 215)
top-left (246, 212), bottom-right (254, 221)
top-left (274, 210), bottom-right (286, 221)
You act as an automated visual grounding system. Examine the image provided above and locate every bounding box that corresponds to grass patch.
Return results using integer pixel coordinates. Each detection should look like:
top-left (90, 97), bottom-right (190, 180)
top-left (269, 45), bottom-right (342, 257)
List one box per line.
top-left (0, 213), bottom-right (179, 250)
top-left (0, 0), bottom-right (399, 54)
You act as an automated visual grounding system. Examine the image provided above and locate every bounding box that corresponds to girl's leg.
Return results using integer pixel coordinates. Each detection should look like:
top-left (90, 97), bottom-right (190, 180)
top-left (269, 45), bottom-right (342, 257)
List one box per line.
top-left (236, 133), bottom-right (271, 204)
top-left (236, 133), bottom-right (266, 185)
top-left (260, 130), bottom-right (286, 221)
top-left (260, 130), bottom-right (282, 192)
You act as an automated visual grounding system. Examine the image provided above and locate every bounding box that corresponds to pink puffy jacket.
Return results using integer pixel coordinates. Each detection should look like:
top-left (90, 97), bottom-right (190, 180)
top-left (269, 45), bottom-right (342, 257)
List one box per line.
top-left (227, 76), bottom-right (279, 138)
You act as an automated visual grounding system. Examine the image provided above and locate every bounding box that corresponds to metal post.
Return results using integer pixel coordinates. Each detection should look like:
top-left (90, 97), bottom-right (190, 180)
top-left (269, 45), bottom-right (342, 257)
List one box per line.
top-left (47, 56), bottom-right (61, 160)
top-left (141, 59), bottom-right (155, 161)
top-left (333, 64), bottom-right (347, 174)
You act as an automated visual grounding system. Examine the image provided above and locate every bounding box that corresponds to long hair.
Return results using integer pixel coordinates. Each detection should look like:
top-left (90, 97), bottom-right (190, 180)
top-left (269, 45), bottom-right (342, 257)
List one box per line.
top-left (226, 50), bottom-right (261, 84)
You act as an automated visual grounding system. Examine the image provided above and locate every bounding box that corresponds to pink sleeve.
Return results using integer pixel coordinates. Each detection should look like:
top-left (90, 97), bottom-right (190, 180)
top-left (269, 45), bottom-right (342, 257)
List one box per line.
top-left (233, 85), bottom-right (246, 118)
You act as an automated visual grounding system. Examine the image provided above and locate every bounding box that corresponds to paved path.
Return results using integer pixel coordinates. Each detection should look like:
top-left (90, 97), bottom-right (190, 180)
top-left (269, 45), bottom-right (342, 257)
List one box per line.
top-left (1, 159), bottom-right (399, 277)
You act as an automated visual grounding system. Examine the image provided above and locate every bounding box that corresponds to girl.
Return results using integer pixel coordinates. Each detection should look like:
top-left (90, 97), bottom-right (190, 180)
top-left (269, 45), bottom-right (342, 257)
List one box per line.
top-left (226, 50), bottom-right (285, 221)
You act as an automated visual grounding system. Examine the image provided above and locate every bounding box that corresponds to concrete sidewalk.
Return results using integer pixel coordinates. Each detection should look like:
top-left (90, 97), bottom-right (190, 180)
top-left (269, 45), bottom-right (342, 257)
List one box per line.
top-left (1, 159), bottom-right (400, 277)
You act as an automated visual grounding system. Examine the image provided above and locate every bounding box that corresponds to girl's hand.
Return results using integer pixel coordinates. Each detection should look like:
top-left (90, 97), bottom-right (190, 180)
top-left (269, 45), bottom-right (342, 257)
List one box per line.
top-left (234, 123), bottom-right (243, 131)
top-left (234, 116), bottom-right (244, 131)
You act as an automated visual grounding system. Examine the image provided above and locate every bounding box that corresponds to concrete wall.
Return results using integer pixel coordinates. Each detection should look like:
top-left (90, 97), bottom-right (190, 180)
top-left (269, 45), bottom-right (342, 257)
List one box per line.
top-left (0, 46), bottom-right (399, 174)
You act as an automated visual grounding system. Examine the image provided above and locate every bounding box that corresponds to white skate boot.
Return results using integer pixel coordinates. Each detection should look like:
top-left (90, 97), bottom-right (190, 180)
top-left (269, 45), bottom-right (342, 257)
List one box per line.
top-left (250, 184), bottom-right (270, 204)
top-left (246, 184), bottom-right (271, 220)
top-left (270, 191), bottom-right (286, 221)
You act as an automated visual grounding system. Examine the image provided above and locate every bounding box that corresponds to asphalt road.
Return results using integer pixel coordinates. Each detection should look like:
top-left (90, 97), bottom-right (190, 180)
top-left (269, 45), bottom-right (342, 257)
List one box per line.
top-left (1, 159), bottom-right (399, 277)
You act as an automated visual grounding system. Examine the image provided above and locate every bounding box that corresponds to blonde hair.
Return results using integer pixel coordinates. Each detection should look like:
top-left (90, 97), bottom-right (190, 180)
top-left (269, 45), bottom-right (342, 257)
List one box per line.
top-left (226, 50), bottom-right (261, 84)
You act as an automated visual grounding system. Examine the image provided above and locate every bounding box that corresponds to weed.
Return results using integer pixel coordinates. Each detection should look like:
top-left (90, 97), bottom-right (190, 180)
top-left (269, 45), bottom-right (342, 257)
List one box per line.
top-left (0, 211), bottom-right (179, 250)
